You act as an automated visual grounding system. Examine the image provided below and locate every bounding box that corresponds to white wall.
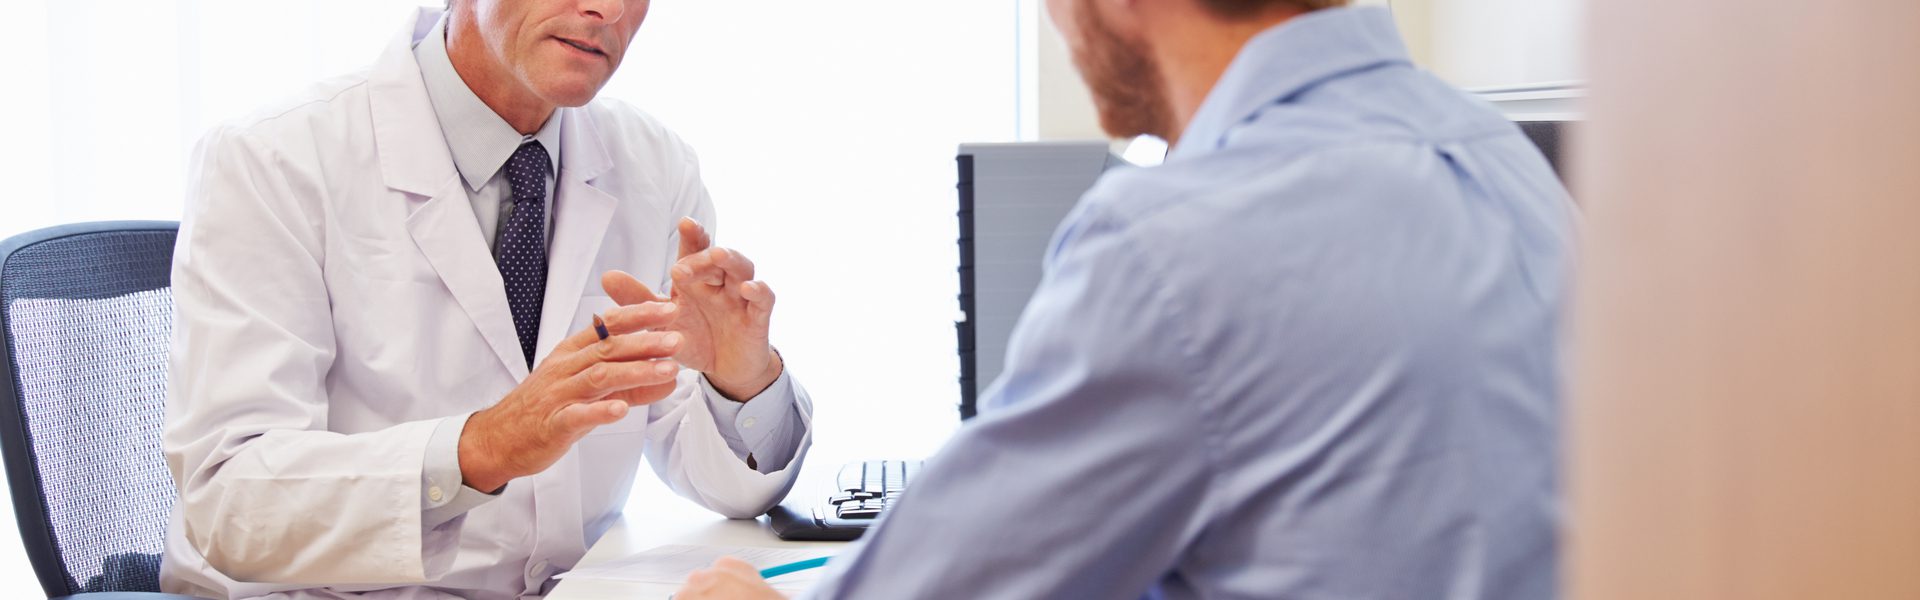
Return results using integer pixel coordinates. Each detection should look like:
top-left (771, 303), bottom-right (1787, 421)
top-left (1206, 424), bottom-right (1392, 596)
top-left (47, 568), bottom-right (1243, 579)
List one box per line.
top-left (1016, 0), bottom-right (1574, 142)
top-left (1017, 0), bottom-right (1104, 141)
top-left (1410, 0), bottom-right (1586, 89)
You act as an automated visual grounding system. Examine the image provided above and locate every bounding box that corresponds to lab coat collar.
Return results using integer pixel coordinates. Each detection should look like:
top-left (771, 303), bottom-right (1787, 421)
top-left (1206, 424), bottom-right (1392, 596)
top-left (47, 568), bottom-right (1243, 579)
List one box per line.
top-left (370, 7), bottom-right (454, 197)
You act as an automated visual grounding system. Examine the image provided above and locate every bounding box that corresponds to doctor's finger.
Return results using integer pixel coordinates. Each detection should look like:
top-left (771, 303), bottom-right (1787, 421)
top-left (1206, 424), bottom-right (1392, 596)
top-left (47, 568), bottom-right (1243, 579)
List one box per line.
top-left (555, 331), bottom-right (682, 376)
top-left (681, 247), bottom-right (756, 284)
top-left (612, 380), bottom-right (678, 408)
top-left (671, 261), bottom-right (727, 291)
top-left (741, 281), bottom-right (775, 331)
top-left (706, 247), bottom-right (757, 283)
top-left (601, 270), bottom-right (661, 305)
top-left (552, 399), bottom-right (628, 436)
top-left (551, 302), bottom-right (677, 354)
top-left (558, 359), bottom-right (681, 400)
top-left (677, 217), bottom-right (712, 260)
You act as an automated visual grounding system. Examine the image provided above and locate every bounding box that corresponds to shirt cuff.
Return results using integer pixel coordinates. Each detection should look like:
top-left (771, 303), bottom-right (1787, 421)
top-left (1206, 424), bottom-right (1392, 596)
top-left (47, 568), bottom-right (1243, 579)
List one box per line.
top-left (422, 413), bottom-right (504, 530)
top-left (699, 368), bottom-right (802, 472)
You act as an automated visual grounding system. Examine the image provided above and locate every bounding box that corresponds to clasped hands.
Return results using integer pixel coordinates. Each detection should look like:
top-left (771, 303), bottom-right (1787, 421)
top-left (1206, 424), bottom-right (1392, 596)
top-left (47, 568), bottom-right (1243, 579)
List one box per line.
top-left (459, 217), bottom-right (781, 492)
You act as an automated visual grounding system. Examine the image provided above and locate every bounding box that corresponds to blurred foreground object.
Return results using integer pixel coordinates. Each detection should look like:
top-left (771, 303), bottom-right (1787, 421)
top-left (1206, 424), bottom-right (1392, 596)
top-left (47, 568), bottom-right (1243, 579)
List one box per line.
top-left (1570, 1), bottom-right (1920, 599)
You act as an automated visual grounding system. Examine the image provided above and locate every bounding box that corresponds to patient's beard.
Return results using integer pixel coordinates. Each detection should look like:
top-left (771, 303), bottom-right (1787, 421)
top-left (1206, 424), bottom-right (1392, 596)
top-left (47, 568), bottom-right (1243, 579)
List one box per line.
top-left (1074, 0), bottom-right (1175, 141)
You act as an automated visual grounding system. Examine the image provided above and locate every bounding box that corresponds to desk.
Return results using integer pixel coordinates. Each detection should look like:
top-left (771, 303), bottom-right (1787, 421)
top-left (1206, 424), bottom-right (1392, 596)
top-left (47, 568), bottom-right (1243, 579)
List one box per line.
top-left (547, 473), bottom-right (848, 600)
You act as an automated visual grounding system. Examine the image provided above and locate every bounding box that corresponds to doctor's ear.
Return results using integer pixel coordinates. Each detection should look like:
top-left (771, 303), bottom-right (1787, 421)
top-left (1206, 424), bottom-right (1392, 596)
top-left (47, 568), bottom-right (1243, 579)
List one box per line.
top-left (601, 270), bottom-right (662, 305)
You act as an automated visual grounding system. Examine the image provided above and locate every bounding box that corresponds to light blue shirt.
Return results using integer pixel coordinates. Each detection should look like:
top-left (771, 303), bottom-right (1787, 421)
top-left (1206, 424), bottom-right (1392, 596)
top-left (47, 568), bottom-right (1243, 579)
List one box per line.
top-left (804, 7), bottom-right (1572, 599)
top-left (409, 17), bottom-right (807, 529)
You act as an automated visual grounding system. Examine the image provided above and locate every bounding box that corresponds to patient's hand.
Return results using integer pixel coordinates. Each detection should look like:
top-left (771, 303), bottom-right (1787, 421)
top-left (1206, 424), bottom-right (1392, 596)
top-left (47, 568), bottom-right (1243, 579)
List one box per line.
top-left (675, 557), bottom-right (787, 600)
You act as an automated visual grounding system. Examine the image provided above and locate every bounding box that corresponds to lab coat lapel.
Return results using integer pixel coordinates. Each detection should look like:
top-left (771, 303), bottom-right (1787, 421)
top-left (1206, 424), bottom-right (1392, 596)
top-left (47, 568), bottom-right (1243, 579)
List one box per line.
top-left (533, 107), bottom-right (618, 363)
top-left (406, 185), bottom-right (532, 381)
top-left (370, 6), bottom-right (531, 381)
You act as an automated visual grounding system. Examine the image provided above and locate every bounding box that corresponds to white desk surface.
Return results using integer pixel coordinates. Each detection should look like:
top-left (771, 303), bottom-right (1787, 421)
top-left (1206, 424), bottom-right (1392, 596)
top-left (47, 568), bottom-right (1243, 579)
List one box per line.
top-left (547, 472), bottom-right (850, 600)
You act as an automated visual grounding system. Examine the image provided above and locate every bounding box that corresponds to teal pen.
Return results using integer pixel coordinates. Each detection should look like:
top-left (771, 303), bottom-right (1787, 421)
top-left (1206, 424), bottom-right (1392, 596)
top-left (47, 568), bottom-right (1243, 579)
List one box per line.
top-left (759, 556), bottom-right (830, 579)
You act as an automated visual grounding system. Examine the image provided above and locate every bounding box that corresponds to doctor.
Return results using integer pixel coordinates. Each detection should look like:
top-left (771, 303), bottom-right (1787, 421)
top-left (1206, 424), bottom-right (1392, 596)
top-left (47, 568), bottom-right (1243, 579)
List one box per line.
top-left (162, 0), bottom-right (811, 598)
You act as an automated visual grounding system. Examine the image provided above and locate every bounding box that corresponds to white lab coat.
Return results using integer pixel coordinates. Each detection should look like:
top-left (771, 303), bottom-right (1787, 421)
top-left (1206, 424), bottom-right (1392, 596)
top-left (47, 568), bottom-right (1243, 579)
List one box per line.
top-left (160, 9), bottom-right (811, 599)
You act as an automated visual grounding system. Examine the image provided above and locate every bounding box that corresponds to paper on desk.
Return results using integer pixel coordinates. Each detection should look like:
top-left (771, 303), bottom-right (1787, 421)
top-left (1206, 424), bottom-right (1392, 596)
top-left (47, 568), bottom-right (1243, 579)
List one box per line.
top-left (556, 544), bottom-right (835, 592)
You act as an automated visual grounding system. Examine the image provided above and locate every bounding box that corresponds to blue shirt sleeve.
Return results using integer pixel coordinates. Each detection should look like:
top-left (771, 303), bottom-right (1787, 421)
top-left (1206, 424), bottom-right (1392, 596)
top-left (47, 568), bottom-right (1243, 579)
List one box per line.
top-left (801, 205), bottom-right (1218, 599)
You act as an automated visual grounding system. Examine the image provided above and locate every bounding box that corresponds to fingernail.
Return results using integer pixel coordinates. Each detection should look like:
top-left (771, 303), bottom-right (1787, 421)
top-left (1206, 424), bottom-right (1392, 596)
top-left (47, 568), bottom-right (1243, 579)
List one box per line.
top-left (662, 332), bottom-right (683, 346)
top-left (656, 362), bottom-right (677, 375)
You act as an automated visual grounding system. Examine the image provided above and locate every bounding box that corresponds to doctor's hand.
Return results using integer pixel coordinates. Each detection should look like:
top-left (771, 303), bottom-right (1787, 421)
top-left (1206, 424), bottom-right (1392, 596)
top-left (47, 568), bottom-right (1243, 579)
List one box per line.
top-left (458, 301), bottom-right (683, 493)
top-left (602, 217), bottom-right (781, 402)
top-left (675, 557), bottom-right (787, 600)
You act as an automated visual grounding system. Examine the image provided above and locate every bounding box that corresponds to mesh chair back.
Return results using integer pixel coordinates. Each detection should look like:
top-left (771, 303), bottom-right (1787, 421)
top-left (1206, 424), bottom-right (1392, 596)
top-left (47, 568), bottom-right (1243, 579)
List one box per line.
top-left (0, 222), bottom-right (180, 596)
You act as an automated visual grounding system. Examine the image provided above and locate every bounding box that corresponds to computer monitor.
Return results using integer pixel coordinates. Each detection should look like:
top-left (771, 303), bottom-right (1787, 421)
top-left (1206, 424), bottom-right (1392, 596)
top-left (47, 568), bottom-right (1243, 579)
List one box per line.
top-left (954, 141), bottom-right (1125, 420)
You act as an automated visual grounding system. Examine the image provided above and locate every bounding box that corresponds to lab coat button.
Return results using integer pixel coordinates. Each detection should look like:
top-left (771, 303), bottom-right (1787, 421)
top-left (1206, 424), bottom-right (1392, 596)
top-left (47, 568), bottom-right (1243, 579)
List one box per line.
top-left (533, 560), bottom-right (550, 575)
top-left (743, 417), bottom-right (758, 429)
top-left (428, 486), bottom-right (444, 503)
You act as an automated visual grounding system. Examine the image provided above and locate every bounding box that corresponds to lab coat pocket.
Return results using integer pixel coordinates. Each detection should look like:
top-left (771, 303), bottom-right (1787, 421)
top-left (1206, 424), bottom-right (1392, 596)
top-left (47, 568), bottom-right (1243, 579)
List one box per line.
top-left (577, 418), bottom-right (646, 531)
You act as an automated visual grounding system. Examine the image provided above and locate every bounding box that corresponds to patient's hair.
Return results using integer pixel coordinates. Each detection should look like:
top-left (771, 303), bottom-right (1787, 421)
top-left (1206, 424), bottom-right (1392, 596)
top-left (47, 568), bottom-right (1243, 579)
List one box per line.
top-left (1201, 0), bottom-right (1350, 19)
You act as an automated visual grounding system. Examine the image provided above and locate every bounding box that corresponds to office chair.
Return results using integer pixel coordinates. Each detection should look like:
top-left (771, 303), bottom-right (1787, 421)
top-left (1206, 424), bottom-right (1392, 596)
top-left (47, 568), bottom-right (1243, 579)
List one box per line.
top-left (0, 222), bottom-right (202, 599)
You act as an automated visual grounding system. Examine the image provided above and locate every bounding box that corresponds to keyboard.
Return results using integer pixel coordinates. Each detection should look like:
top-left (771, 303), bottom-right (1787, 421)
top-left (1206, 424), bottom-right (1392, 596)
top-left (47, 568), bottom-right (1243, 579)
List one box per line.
top-left (766, 460), bottom-right (923, 541)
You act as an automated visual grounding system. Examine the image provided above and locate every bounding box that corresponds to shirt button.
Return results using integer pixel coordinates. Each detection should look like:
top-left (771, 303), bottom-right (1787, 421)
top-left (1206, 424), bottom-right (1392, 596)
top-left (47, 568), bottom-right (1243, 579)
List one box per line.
top-left (428, 486), bottom-right (445, 503)
top-left (533, 560), bottom-right (550, 575)
top-left (742, 417), bottom-right (758, 429)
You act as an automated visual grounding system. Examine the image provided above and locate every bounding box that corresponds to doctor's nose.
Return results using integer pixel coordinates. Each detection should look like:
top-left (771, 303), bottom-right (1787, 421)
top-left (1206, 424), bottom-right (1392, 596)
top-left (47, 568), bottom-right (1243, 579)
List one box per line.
top-left (578, 0), bottom-right (626, 23)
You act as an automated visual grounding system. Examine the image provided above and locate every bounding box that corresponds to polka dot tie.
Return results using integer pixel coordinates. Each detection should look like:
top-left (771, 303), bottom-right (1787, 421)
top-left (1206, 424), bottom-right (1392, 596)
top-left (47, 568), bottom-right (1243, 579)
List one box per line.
top-left (499, 141), bottom-right (550, 368)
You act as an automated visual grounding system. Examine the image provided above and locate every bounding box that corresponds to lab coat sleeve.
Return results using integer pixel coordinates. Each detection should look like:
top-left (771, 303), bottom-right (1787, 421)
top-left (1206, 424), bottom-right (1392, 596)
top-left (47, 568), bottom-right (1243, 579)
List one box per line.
top-left (638, 144), bottom-right (812, 518)
top-left (643, 370), bottom-right (813, 518)
top-left (164, 126), bottom-right (461, 585)
top-left (798, 207), bottom-right (1215, 599)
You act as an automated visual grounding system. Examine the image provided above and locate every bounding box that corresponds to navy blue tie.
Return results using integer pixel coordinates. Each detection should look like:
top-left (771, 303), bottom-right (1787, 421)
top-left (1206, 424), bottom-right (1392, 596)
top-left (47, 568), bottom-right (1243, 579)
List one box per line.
top-left (500, 141), bottom-right (550, 368)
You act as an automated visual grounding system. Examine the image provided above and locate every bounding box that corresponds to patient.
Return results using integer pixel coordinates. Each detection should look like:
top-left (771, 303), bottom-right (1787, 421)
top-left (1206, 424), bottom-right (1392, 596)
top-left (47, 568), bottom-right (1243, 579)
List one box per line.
top-left (680, 0), bottom-right (1573, 598)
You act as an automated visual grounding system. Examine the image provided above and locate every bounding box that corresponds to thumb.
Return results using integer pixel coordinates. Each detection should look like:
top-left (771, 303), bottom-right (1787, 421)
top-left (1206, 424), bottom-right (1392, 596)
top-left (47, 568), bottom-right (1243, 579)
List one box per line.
top-left (602, 270), bottom-right (662, 305)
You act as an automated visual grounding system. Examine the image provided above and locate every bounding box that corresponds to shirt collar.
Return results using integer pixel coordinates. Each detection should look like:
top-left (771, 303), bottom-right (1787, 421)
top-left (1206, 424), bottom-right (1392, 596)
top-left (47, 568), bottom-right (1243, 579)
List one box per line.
top-left (414, 17), bottom-right (563, 193)
top-left (1170, 6), bottom-right (1411, 162)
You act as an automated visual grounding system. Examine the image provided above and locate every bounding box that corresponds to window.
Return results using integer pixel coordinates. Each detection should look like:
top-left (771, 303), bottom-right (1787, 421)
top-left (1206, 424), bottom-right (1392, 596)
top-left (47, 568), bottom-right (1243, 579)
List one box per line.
top-left (609, 0), bottom-right (1018, 489)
